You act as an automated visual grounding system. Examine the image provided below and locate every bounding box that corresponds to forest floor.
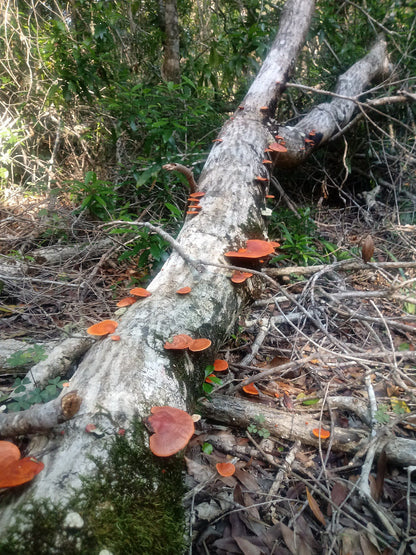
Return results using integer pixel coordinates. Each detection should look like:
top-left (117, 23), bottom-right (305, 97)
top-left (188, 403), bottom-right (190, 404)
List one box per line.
top-left (1, 189), bottom-right (416, 555)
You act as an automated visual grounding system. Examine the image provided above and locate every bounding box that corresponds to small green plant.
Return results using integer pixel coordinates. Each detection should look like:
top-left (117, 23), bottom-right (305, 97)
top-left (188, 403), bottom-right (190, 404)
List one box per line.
top-left (202, 365), bottom-right (223, 395)
top-left (374, 404), bottom-right (390, 424)
top-left (202, 442), bottom-right (213, 455)
top-left (247, 414), bottom-right (270, 439)
top-left (69, 171), bottom-right (117, 220)
top-left (269, 207), bottom-right (352, 266)
top-left (6, 344), bottom-right (48, 368)
top-left (2, 376), bottom-right (67, 412)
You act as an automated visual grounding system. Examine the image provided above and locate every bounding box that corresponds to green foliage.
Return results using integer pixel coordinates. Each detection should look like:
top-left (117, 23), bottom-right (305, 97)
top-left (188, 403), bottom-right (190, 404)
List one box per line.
top-left (5, 345), bottom-right (47, 368)
top-left (0, 422), bottom-right (186, 555)
top-left (69, 171), bottom-right (117, 220)
top-left (247, 414), bottom-right (270, 439)
top-left (1, 376), bottom-right (66, 413)
top-left (202, 442), bottom-right (214, 455)
top-left (202, 365), bottom-right (223, 395)
top-left (374, 404), bottom-right (390, 424)
top-left (269, 208), bottom-right (352, 266)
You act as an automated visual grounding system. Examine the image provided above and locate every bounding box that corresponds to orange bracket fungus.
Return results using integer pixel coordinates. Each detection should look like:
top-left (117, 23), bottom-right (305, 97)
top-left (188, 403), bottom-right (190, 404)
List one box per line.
top-left (164, 334), bottom-right (193, 350)
top-left (176, 286), bottom-right (192, 295)
top-left (147, 406), bottom-right (195, 457)
top-left (205, 373), bottom-right (216, 384)
top-left (0, 440), bottom-right (20, 469)
top-left (242, 383), bottom-right (259, 395)
top-left (116, 296), bottom-right (137, 307)
top-left (255, 176), bottom-right (268, 182)
top-left (110, 335), bottom-right (121, 341)
top-left (129, 287), bottom-right (151, 297)
top-left (312, 428), bottom-right (330, 439)
top-left (225, 239), bottom-right (277, 262)
top-left (188, 192), bottom-right (205, 199)
top-left (0, 441), bottom-right (44, 488)
top-left (87, 320), bottom-right (119, 336)
top-left (189, 338), bottom-right (212, 352)
top-left (269, 141), bottom-right (288, 153)
top-left (231, 271), bottom-right (253, 284)
top-left (216, 462), bottom-right (236, 477)
top-left (213, 359), bottom-right (229, 372)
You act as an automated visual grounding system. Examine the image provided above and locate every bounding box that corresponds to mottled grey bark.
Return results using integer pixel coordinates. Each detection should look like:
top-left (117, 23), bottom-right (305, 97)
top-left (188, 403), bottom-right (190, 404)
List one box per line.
top-left (273, 37), bottom-right (392, 168)
top-left (160, 0), bottom-right (181, 83)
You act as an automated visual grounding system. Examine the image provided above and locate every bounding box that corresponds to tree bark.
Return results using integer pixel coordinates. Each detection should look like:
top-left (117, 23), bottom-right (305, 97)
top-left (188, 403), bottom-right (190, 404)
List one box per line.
top-left (272, 37), bottom-right (392, 168)
top-left (160, 0), bottom-right (181, 83)
top-left (0, 0), bottom-right (315, 531)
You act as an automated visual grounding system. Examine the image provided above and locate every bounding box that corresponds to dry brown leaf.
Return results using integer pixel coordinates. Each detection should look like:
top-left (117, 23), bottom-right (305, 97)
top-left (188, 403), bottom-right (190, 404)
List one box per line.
top-left (283, 391), bottom-right (294, 411)
top-left (234, 536), bottom-right (263, 555)
top-left (184, 457), bottom-right (214, 483)
top-left (361, 235), bottom-right (375, 263)
top-left (306, 487), bottom-right (326, 526)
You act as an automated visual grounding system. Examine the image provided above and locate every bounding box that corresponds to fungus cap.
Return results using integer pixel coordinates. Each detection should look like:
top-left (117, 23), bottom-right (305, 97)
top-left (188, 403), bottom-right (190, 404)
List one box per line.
top-left (242, 383), bottom-right (259, 395)
top-left (231, 271), bottom-right (253, 284)
top-left (0, 457), bottom-right (44, 488)
top-left (164, 334), bottom-right (193, 350)
top-left (148, 406), bottom-right (195, 457)
top-left (216, 462), bottom-right (236, 477)
top-left (225, 240), bottom-right (276, 261)
top-left (189, 338), bottom-right (212, 352)
top-left (0, 441), bottom-right (20, 469)
top-left (176, 287), bottom-right (192, 295)
top-left (213, 359), bottom-right (229, 372)
top-left (116, 296), bottom-right (137, 307)
top-left (87, 320), bottom-right (119, 336)
top-left (129, 287), bottom-right (151, 297)
top-left (269, 141), bottom-right (288, 153)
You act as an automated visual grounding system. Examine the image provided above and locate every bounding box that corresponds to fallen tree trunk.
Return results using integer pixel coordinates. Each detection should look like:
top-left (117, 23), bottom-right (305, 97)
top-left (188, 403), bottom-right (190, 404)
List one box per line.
top-left (0, 0), bottom-right (315, 532)
top-left (200, 396), bottom-right (416, 467)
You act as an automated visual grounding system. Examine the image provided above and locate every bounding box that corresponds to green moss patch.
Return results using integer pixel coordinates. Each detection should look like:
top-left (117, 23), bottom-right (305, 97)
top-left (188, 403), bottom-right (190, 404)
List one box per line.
top-left (0, 421), bottom-right (186, 554)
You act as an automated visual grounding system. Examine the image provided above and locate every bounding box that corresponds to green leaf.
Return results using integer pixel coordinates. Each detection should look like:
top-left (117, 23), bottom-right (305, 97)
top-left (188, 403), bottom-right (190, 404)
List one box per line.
top-left (202, 442), bottom-right (213, 455)
top-left (302, 398), bottom-right (320, 406)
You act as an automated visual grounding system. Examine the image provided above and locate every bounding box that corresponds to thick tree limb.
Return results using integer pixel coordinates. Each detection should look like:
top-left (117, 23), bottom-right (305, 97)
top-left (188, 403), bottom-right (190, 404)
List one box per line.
top-left (201, 396), bottom-right (416, 467)
top-left (273, 37), bottom-right (392, 168)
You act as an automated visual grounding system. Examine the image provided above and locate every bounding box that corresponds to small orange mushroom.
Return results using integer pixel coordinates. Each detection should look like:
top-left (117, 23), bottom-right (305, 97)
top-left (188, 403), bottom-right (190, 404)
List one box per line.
top-left (262, 159), bottom-right (272, 164)
top-left (255, 176), bottom-right (268, 182)
top-left (238, 105), bottom-right (244, 110)
top-left (225, 240), bottom-right (276, 261)
top-left (87, 320), bottom-right (119, 336)
top-left (110, 335), bottom-right (121, 341)
top-left (189, 338), bottom-right (212, 352)
top-left (0, 457), bottom-right (45, 488)
top-left (213, 359), bottom-right (229, 372)
top-left (259, 106), bottom-right (268, 111)
top-left (216, 462), bottom-right (236, 477)
top-left (129, 287), bottom-right (151, 297)
top-left (186, 211), bottom-right (199, 215)
top-left (242, 383), bottom-right (259, 395)
top-left (312, 428), bottom-right (330, 439)
top-left (147, 406), bottom-right (195, 457)
top-left (188, 192), bottom-right (205, 198)
top-left (212, 139), bottom-right (223, 143)
top-left (304, 138), bottom-right (314, 144)
top-left (269, 142), bottom-right (288, 153)
top-left (265, 195), bottom-right (275, 199)
top-left (0, 441), bottom-right (20, 469)
top-left (231, 271), bottom-right (253, 284)
top-left (205, 373), bottom-right (216, 384)
top-left (176, 286), bottom-right (192, 295)
top-left (116, 296), bottom-right (137, 307)
top-left (164, 334), bottom-right (193, 350)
